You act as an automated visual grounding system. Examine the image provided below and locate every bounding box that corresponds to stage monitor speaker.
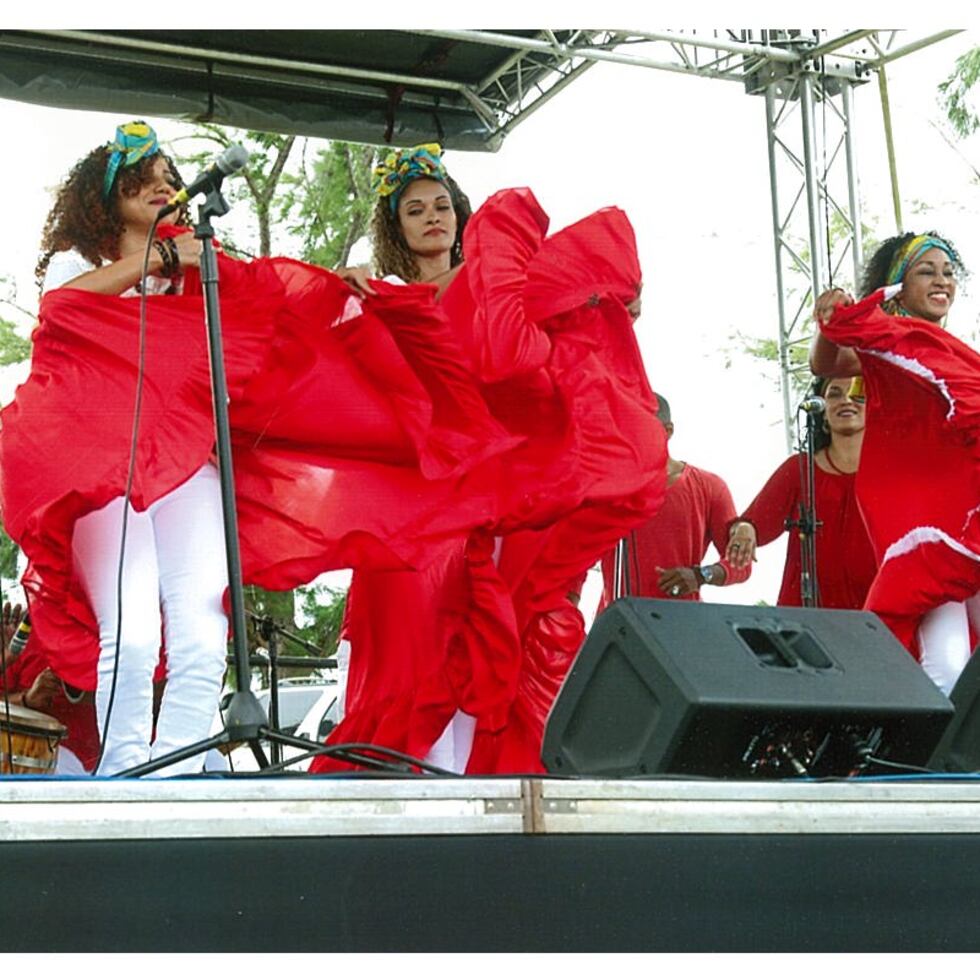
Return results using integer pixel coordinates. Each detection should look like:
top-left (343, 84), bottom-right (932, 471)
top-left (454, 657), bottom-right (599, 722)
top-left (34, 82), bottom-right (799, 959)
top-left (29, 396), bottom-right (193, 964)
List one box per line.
top-left (928, 644), bottom-right (980, 773)
top-left (542, 598), bottom-right (953, 779)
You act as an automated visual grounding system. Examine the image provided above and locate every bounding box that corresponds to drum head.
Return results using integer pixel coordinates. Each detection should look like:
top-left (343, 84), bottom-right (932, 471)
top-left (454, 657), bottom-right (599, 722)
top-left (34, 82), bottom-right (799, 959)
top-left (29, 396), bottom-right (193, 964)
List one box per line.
top-left (0, 702), bottom-right (68, 737)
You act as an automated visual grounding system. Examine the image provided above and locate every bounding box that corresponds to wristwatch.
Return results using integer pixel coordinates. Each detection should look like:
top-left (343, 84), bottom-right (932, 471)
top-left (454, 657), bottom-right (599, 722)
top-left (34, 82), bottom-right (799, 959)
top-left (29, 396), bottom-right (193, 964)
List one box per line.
top-left (696, 565), bottom-right (715, 585)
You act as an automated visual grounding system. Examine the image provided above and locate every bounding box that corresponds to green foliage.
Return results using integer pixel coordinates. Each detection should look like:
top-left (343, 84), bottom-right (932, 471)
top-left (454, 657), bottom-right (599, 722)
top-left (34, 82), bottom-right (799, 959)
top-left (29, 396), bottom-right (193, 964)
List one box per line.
top-left (0, 315), bottom-right (31, 366)
top-left (172, 124), bottom-right (297, 258)
top-left (294, 583), bottom-right (347, 654)
top-left (0, 526), bottom-right (18, 579)
top-left (244, 584), bottom-right (296, 632)
top-left (236, 583), bottom-right (346, 686)
top-left (172, 126), bottom-right (378, 268)
top-left (940, 47), bottom-right (980, 139)
top-left (728, 212), bottom-right (880, 405)
top-left (278, 142), bottom-right (378, 268)
top-left (725, 329), bottom-right (814, 401)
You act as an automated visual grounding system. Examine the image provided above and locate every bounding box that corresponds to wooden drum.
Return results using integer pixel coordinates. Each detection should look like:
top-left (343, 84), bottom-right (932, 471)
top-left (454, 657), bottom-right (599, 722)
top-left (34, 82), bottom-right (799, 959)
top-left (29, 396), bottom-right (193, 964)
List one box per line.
top-left (0, 703), bottom-right (67, 775)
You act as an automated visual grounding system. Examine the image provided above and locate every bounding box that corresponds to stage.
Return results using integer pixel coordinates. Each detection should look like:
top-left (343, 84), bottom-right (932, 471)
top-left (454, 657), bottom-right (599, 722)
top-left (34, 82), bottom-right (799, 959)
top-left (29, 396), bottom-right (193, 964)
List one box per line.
top-left (3, 774), bottom-right (980, 951)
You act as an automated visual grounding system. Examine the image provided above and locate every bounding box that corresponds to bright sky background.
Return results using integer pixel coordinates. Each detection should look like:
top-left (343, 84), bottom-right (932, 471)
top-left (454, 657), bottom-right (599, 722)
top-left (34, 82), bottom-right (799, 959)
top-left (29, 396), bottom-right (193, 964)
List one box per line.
top-left (2, 18), bottom-right (980, 622)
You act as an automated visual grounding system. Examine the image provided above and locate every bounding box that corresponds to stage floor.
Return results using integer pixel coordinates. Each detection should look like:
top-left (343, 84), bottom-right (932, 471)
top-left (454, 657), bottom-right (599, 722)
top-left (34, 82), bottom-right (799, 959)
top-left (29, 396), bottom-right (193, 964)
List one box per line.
top-left (4, 773), bottom-right (980, 839)
top-left (3, 775), bottom-right (980, 951)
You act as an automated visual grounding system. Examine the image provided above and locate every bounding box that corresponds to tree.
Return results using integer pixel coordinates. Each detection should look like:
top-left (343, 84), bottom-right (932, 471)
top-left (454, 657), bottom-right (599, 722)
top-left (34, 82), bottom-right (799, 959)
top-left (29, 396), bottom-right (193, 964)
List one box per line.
top-left (940, 46), bottom-right (980, 138)
top-left (173, 124), bottom-right (297, 258)
top-left (727, 211), bottom-right (880, 408)
top-left (294, 584), bottom-right (347, 655)
top-left (278, 141), bottom-right (378, 267)
top-left (0, 315), bottom-right (31, 367)
top-left (0, 309), bottom-right (32, 579)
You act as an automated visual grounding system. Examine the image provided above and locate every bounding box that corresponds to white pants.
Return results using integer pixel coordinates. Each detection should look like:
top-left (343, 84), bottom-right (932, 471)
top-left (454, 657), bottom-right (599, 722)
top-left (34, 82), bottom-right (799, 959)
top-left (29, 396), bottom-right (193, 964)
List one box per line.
top-left (334, 638), bottom-right (475, 774)
top-left (918, 593), bottom-right (980, 696)
top-left (72, 464), bottom-right (229, 775)
top-left (425, 710), bottom-right (477, 774)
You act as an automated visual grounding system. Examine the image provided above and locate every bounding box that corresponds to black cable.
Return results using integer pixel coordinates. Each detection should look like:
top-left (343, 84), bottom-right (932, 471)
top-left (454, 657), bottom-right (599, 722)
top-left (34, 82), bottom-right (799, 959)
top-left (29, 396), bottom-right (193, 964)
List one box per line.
top-left (1, 581), bottom-right (15, 774)
top-left (94, 219), bottom-right (164, 775)
top-left (247, 740), bottom-right (457, 777)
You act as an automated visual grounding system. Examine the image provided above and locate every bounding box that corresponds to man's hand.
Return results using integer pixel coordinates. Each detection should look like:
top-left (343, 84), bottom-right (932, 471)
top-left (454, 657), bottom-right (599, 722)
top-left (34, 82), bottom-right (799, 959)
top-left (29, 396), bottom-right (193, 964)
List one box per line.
top-left (726, 521), bottom-right (758, 569)
top-left (22, 668), bottom-right (61, 712)
top-left (657, 565), bottom-right (700, 598)
top-left (2, 601), bottom-right (24, 660)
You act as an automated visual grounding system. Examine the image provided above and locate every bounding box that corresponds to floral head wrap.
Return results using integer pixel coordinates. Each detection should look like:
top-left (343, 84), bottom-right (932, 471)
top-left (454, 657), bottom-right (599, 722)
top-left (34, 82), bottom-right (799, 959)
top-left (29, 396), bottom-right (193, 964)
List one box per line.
top-left (886, 234), bottom-right (955, 287)
top-left (103, 120), bottom-right (159, 200)
top-left (371, 143), bottom-right (448, 213)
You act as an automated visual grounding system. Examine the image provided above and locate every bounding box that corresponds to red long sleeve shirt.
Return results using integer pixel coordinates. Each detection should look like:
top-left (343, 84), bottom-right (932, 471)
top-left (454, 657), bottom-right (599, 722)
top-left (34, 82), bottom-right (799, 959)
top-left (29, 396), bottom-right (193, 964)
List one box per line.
top-left (599, 462), bottom-right (750, 605)
top-left (739, 453), bottom-right (877, 610)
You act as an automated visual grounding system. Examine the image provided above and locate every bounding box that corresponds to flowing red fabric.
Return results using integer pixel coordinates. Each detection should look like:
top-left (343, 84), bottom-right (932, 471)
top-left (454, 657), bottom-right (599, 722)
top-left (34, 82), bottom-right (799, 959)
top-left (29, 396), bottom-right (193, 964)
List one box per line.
top-left (821, 289), bottom-right (980, 653)
top-left (312, 189), bottom-right (667, 775)
top-left (0, 244), bottom-right (517, 690)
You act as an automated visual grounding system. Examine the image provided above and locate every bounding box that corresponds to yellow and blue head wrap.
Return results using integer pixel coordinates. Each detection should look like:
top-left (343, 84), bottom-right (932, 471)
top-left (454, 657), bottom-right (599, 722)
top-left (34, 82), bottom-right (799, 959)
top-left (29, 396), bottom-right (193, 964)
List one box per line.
top-left (371, 143), bottom-right (448, 213)
top-left (886, 234), bottom-right (955, 287)
top-left (103, 120), bottom-right (159, 200)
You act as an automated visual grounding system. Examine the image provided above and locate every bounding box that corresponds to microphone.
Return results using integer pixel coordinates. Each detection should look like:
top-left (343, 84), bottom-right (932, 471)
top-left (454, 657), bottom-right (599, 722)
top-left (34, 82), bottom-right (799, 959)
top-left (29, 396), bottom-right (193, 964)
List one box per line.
top-left (799, 395), bottom-right (826, 414)
top-left (7, 612), bottom-right (31, 660)
top-left (158, 144), bottom-right (249, 217)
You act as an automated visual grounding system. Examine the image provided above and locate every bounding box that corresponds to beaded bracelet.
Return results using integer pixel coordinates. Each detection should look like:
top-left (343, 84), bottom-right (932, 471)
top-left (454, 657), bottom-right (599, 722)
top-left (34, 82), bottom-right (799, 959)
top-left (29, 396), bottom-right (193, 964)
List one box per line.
top-left (153, 240), bottom-right (175, 278)
top-left (163, 236), bottom-right (181, 275)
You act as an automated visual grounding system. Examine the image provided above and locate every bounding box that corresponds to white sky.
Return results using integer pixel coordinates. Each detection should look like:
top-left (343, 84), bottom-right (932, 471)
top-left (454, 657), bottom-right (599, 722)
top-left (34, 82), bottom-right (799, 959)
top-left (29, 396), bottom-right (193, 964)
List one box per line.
top-left (2, 21), bottom-right (980, 619)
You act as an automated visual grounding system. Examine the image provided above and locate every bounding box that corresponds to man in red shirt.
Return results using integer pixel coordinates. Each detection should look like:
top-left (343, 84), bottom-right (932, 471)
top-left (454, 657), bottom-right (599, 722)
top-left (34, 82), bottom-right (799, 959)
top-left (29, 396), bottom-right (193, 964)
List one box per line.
top-left (599, 394), bottom-right (750, 606)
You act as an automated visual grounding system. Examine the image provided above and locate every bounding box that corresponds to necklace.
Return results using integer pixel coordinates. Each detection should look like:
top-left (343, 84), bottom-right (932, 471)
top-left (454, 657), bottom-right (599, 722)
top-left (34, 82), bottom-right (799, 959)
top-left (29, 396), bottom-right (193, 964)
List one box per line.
top-left (823, 445), bottom-right (855, 476)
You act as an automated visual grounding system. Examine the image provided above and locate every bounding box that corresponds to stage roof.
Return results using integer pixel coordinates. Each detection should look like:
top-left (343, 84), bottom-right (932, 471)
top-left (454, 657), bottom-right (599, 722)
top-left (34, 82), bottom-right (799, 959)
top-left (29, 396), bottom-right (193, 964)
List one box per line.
top-left (0, 29), bottom-right (622, 151)
top-left (0, 29), bottom-right (961, 153)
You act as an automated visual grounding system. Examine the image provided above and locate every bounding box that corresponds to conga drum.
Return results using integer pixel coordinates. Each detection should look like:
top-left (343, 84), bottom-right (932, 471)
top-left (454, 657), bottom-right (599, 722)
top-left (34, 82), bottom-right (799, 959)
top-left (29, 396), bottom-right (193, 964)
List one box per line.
top-left (0, 703), bottom-right (67, 774)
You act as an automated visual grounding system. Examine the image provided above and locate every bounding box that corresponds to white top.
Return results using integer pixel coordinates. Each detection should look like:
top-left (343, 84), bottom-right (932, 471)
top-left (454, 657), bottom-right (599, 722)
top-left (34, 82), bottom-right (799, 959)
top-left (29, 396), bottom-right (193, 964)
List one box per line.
top-left (42, 248), bottom-right (179, 297)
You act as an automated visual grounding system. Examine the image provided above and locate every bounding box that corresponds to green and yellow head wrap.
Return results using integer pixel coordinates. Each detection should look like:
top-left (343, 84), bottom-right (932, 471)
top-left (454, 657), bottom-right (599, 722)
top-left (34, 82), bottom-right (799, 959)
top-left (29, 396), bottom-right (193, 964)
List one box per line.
top-left (886, 234), bottom-right (955, 287)
top-left (371, 143), bottom-right (448, 213)
top-left (103, 120), bottom-right (159, 200)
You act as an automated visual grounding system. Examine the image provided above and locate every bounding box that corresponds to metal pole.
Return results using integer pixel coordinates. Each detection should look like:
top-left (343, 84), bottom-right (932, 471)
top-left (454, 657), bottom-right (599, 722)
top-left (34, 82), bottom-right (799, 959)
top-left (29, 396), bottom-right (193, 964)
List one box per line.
top-left (878, 65), bottom-right (904, 234)
top-left (612, 539), bottom-right (625, 600)
top-left (799, 70), bottom-right (827, 298)
top-left (842, 81), bottom-right (864, 282)
top-left (765, 84), bottom-right (795, 453)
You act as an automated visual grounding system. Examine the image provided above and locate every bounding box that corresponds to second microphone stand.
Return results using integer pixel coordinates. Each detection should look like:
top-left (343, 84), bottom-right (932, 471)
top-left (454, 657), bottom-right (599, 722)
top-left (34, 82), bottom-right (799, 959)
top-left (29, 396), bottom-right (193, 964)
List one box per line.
top-left (785, 404), bottom-right (823, 608)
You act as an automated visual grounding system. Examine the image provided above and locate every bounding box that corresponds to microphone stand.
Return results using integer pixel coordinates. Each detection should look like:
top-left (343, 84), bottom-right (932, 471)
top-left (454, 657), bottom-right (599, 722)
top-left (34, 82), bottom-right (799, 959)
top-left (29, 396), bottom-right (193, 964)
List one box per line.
top-left (785, 407), bottom-right (823, 608)
top-left (115, 183), bottom-right (370, 777)
top-left (612, 532), bottom-right (636, 601)
top-left (247, 611), bottom-right (338, 766)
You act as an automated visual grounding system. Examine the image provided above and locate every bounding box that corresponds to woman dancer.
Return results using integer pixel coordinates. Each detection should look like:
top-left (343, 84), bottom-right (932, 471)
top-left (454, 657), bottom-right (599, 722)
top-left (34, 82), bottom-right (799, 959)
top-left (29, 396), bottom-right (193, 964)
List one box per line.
top-left (811, 232), bottom-right (979, 694)
top-left (726, 375), bottom-right (877, 609)
top-left (9, 122), bottom-right (225, 774)
top-left (322, 145), bottom-right (663, 775)
top-left (1, 126), bottom-right (518, 775)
